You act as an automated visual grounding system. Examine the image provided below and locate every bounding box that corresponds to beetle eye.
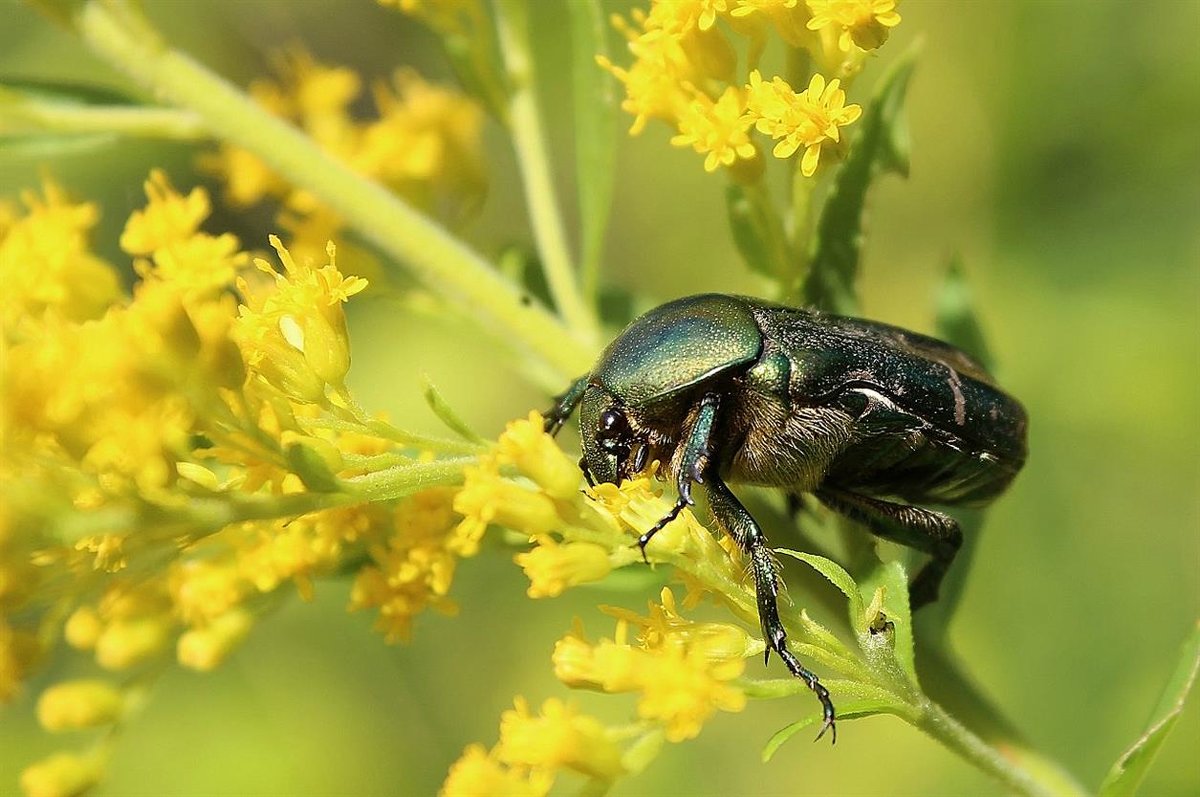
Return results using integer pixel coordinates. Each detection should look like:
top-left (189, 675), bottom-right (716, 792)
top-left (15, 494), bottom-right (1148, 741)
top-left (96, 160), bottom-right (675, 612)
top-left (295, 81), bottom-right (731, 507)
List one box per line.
top-left (597, 408), bottom-right (628, 440)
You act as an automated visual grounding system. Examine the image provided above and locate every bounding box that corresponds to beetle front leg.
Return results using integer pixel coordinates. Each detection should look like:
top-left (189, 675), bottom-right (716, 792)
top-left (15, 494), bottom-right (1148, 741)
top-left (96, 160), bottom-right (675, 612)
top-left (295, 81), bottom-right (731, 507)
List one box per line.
top-left (544, 376), bottom-right (588, 436)
top-left (635, 393), bottom-right (720, 558)
top-left (707, 476), bottom-right (837, 743)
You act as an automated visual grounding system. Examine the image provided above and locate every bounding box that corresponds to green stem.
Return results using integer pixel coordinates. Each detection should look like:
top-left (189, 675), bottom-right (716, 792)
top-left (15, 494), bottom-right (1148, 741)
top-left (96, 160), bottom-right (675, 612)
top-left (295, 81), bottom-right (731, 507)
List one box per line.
top-left (343, 456), bottom-right (472, 502)
top-left (912, 697), bottom-right (1084, 797)
top-left (493, 0), bottom-right (599, 345)
top-left (0, 90), bottom-right (205, 139)
top-left (70, 0), bottom-right (592, 382)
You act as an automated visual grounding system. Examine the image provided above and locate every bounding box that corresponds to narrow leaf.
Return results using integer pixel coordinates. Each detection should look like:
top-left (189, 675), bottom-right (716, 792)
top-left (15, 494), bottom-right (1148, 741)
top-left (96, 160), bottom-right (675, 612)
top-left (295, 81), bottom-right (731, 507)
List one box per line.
top-left (935, 256), bottom-right (994, 370)
top-left (421, 376), bottom-right (486, 444)
top-left (803, 44), bottom-right (920, 314)
top-left (762, 685), bottom-right (906, 762)
top-left (1099, 621), bottom-right (1200, 797)
top-left (778, 549), bottom-right (865, 626)
top-left (726, 182), bottom-right (789, 281)
top-left (568, 0), bottom-right (616, 301)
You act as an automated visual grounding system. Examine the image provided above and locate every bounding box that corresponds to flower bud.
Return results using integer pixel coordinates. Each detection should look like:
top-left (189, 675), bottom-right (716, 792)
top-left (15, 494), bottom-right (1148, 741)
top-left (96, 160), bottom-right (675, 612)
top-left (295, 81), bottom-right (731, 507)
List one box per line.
top-left (36, 679), bottom-right (123, 731)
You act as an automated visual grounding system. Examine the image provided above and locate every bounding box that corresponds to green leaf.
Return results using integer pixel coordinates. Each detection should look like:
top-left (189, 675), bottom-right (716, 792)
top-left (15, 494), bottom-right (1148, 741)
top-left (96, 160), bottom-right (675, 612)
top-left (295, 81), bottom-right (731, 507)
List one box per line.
top-left (421, 376), bottom-right (486, 444)
top-left (935, 256), bottom-right (994, 370)
top-left (1099, 621), bottom-right (1200, 797)
top-left (761, 682), bottom-right (906, 762)
top-left (726, 182), bottom-right (789, 281)
top-left (778, 549), bottom-right (865, 627)
top-left (568, 0), bottom-right (616, 302)
top-left (802, 43), bottom-right (920, 314)
top-left (857, 559), bottom-right (916, 682)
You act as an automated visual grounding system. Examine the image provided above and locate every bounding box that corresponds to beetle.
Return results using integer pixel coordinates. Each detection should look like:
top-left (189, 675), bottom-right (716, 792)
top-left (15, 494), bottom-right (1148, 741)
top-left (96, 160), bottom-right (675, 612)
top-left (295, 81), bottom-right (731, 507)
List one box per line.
top-left (544, 294), bottom-right (1028, 741)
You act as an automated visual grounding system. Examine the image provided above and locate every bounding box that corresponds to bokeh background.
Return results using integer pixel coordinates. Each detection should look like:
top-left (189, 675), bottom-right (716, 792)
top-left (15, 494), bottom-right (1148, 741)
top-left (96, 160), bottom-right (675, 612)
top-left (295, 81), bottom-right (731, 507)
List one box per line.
top-left (2, 1), bottom-right (1198, 794)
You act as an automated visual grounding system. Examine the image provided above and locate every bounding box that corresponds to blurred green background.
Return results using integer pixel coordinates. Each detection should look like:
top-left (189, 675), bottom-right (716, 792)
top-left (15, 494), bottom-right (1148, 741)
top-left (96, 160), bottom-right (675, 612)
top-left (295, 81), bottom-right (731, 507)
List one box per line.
top-left (2, 0), bottom-right (1198, 794)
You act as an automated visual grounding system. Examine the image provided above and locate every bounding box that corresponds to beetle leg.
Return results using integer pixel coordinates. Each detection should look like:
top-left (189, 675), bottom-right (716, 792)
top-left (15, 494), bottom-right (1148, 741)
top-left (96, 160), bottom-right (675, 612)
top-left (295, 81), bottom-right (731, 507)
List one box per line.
top-left (816, 487), bottom-right (962, 610)
top-left (635, 393), bottom-right (721, 559)
top-left (707, 476), bottom-right (836, 743)
top-left (544, 376), bottom-right (588, 436)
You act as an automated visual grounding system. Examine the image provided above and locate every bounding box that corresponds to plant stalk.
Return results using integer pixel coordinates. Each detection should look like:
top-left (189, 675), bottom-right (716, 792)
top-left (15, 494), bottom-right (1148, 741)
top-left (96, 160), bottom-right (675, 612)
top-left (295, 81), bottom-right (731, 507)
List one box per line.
top-left (71, 0), bottom-right (593, 381)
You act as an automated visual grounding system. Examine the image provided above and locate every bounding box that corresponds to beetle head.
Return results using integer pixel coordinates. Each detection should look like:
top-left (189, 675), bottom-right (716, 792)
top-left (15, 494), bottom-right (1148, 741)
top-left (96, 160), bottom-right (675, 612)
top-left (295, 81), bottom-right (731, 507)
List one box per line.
top-left (579, 385), bottom-right (649, 486)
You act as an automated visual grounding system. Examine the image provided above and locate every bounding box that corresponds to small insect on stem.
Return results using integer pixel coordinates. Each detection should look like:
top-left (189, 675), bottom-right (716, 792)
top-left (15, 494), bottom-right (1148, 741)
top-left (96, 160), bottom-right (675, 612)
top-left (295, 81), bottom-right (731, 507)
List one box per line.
top-left (544, 294), bottom-right (1027, 740)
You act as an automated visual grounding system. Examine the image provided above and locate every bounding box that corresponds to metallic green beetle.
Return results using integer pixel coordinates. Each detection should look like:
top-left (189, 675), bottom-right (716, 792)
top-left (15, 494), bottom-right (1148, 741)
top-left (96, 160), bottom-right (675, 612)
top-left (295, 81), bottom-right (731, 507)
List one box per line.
top-left (545, 294), bottom-right (1028, 741)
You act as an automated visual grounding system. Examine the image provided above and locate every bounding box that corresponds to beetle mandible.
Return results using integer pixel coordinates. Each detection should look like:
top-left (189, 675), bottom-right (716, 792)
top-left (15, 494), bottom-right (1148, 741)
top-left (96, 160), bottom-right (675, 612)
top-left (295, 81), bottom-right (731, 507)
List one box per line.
top-left (544, 294), bottom-right (1028, 741)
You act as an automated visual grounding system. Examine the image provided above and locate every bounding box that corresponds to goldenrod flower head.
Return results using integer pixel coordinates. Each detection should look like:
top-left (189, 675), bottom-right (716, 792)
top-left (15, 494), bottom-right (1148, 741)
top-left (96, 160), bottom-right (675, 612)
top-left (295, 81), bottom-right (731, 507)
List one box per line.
top-left (452, 458), bottom-right (561, 555)
top-left (515, 538), bottom-right (613, 598)
top-left (177, 608), bottom-right (253, 671)
top-left (440, 744), bottom-right (552, 797)
top-left (553, 591), bottom-right (748, 741)
top-left (806, 0), bottom-right (901, 51)
top-left (35, 679), bottom-right (123, 731)
top-left (350, 488), bottom-right (462, 642)
top-left (745, 70), bottom-right (862, 175)
top-left (236, 237), bottom-right (367, 400)
top-left (94, 616), bottom-right (171, 671)
top-left (633, 641), bottom-right (747, 740)
top-left (585, 470), bottom-right (713, 561)
top-left (601, 16), bottom-right (699, 134)
top-left (496, 696), bottom-right (625, 781)
top-left (119, 170), bottom-right (211, 255)
top-left (357, 69), bottom-right (486, 200)
top-left (494, 412), bottom-right (580, 500)
top-left (729, 0), bottom-right (812, 48)
top-left (553, 622), bottom-right (642, 693)
top-left (170, 558), bottom-right (246, 625)
top-left (0, 179), bottom-right (118, 332)
top-left (671, 85), bottom-right (758, 172)
top-left (63, 607), bottom-right (103, 651)
top-left (19, 751), bottom-right (102, 797)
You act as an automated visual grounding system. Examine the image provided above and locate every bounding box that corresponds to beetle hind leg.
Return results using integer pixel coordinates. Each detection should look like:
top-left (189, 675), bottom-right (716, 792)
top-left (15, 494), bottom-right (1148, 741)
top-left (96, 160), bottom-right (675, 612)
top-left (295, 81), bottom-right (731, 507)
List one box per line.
top-left (707, 476), bottom-right (836, 743)
top-left (815, 487), bottom-right (962, 610)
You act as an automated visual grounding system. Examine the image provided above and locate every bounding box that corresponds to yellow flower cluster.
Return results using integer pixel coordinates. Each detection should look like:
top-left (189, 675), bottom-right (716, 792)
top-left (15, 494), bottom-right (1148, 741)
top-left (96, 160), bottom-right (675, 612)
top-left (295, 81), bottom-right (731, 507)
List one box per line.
top-left (441, 697), bottom-right (624, 797)
top-left (0, 172), bottom-right (481, 794)
top-left (440, 414), bottom-right (781, 791)
top-left (603, 0), bottom-right (901, 176)
top-left (203, 47), bottom-right (485, 266)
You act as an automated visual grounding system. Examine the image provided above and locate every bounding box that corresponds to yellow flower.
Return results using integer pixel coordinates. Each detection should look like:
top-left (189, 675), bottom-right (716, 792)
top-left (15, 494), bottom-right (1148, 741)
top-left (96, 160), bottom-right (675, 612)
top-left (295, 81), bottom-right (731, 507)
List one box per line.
top-left (495, 697), bottom-right (625, 781)
top-left (515, 538), bottom-right (612, 598)
top-left (235, 237), bottom-right (367, 401)
top-left (177, 608), bottom-right (253, 671)
top-left (19, 751), bottom-right (102, 797)
top-left (36, 679), bottom-right (123, 731)
top-left (119, 170), bottom-right (210, 255)
top-left (0, 179), bottom-right (119, 332)
top-left (451, 458), bottom-right (561, 555)
top-left (551, 590), bottom-right (749, 742)
top-left (806, 0), bottom-right (901, 51)
top-left (169, 558), bottom-right (245, 625)
top-left (355, 69), bottom-right (486, 202)
top-left (94, 616), bottom-right (171, 671)
top-left (493, 412), bottom-right (580, 501)
top-left (349, 488), bottom-right (462, 642)
top-left (440, 744), bottom-right (552, 797)
top-left (744, 70), bottom-right (862, 175)
top-left (729, 0), bottom-right (812, 48)
top-left (671, 85), bottom-right (758, 172)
